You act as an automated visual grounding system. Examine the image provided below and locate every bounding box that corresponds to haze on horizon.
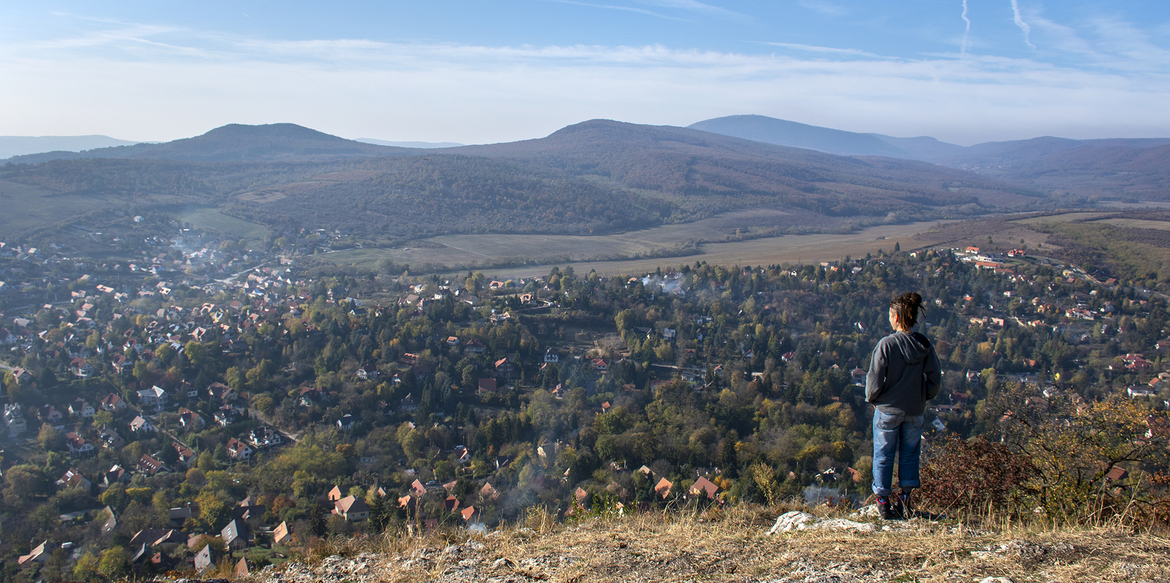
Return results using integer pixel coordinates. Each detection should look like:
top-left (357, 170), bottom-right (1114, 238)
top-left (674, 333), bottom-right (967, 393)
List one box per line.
top-left (1, 0), bottom-right (1168, 146)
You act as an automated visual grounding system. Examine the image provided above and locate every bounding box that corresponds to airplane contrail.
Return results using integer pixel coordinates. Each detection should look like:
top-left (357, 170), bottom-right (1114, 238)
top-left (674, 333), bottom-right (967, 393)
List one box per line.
top-left (961, 0), bottom-right (971, 56)
top-left (1010, 0), bottom-right (1035, 49)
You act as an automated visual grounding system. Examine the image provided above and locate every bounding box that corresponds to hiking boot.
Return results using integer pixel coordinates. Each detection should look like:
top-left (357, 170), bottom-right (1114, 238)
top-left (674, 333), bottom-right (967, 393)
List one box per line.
top-left (897, 491), bottom-right (913, 519)
top-left (877, 496), bottom-right (896, 520)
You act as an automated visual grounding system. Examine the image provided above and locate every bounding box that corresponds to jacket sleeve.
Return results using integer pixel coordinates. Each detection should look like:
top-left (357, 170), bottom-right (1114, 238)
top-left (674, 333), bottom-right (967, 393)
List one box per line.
top-left (865, 341), bottom-right (887, 403)
top-left (923, 345), bottom-right (941, 401)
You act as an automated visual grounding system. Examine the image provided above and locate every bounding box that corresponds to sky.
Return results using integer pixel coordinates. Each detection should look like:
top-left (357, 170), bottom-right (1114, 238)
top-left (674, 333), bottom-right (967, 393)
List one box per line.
top-left (1, 1), bottom-right (1168, 146)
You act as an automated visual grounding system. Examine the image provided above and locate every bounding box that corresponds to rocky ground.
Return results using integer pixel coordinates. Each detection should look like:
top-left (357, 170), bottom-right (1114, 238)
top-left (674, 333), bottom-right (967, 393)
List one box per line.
top-left (191, 506), bottom-right (1170, 583)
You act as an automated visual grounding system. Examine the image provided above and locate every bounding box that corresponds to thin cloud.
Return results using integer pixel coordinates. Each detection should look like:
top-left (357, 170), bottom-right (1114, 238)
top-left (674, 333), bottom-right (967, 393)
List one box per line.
top-left (798, 0), bottom-right (847, 17)
top-left (762, 42), bottom-right (887, 59)
top-left (638, 0), bottom-right (752, 21)
top-left (960, 0), bottom-right (971, 57)
top-left (2, 14), bottom-right (1169, 144)
top-left (539, 0), bottom-right (681, 20)
top-left (1010, 0), bottom-right (1035, 49)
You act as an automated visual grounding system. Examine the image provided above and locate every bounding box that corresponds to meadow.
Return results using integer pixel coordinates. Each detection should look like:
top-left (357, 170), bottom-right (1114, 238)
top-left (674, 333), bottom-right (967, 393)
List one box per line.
top-left (314, 216), bottom-right (945, 278)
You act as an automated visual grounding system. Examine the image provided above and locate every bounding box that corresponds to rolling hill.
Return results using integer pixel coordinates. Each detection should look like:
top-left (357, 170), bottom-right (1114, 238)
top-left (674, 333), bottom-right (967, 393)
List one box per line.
top-left (0, 120), bottom-right (1045, 242)
top-left (3, 123), bottom-right (418, 164)
top-left (688, 115), bottom-right (911, 158)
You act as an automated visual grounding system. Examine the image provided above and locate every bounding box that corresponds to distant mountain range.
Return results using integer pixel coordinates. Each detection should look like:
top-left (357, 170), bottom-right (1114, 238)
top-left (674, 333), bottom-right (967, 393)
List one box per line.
top-left (3, 116), bottom-right (1169, 242)
top-left (688, 114), bottom-right (1170, 168)
top-left (356, 138), bottom-right (464, 149)
top-left (0, 135), bottom-right (138, 160)
top-left (0, 120), bottom-right (1040, 240)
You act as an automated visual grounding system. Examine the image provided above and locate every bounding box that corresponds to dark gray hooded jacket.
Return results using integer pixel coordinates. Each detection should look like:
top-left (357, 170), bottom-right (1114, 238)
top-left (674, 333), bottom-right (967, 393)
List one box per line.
top-left (865, 331), bottom-right (941, 416)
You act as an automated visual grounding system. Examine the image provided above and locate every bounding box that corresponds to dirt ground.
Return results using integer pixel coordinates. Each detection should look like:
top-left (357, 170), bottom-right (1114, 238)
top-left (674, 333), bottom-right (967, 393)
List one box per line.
top-left (245, 506), bottom-right (1170, 583)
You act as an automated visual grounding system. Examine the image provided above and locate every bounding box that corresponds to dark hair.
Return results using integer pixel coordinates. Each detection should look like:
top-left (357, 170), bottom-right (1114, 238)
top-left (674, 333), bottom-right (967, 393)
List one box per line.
top-left (890, 292), bottom-right (924, 329)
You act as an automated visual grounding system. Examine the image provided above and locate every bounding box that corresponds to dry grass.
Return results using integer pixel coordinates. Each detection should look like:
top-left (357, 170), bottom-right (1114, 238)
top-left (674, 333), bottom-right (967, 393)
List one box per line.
top-left (257, 505), bottom-right (1170, 583)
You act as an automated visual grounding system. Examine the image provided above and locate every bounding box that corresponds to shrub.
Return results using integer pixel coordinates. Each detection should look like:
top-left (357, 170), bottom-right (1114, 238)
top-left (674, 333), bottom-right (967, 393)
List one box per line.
top-left (917, 434), bottom-right (1035, 518)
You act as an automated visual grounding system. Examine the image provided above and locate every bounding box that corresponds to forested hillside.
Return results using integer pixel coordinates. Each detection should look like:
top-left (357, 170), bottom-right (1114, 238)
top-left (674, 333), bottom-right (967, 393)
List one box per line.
top-left (0, 121), bottom-right (1044, 243)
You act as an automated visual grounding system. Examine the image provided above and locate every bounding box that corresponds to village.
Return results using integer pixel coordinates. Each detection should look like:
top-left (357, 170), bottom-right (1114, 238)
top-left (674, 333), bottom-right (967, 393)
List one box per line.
top-left (0, 216), bottom-right (1168, 581)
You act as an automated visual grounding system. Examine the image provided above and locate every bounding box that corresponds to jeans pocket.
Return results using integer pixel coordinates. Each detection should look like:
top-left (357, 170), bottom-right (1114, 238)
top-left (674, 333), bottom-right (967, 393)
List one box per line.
top-left (908, 415), bottom-right (924, 429)
top-left (876, 411), bottom-right (904, 430)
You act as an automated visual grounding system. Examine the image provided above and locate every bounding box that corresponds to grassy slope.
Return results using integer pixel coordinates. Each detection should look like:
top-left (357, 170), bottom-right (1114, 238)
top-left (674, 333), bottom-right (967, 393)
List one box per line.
top-left (247, 506), bottom-right (1170, 583)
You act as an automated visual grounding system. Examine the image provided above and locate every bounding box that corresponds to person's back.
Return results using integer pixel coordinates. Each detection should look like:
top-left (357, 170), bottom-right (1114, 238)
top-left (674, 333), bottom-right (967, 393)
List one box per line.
top-left (866, 292), bottom-right (940, 519)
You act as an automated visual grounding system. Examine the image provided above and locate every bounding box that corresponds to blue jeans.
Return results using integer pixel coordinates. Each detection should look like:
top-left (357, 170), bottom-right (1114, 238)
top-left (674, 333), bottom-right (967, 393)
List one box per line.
top-left (871, 410), bottom-right (924, 497)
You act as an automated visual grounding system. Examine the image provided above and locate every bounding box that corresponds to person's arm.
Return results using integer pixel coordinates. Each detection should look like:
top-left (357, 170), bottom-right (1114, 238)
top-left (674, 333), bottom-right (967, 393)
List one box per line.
top-left (865, 340), bottom-right (888, 403)
top-left (923, 346), bottom-right (941, 401)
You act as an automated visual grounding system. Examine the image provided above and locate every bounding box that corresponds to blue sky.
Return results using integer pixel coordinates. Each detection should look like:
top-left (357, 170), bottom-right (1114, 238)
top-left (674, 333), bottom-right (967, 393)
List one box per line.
top-left (1, 1), bottom-right (1168, 145)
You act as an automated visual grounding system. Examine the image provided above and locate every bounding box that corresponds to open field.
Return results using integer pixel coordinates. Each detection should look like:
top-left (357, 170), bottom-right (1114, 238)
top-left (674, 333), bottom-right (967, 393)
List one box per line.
top-left (1096, 218), bottom-right (1170, 231)
top-left (1012, 212), bottom-right (1110, 225)
top-left (165, 205), bottom-right (270, 240)
top-left (317, 217), bottom-right (946, 278)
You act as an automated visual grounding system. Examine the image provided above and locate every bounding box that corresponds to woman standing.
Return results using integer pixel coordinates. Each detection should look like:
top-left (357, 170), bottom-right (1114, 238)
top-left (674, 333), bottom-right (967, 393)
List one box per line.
top-left (865, 292), bottom-right (941, 519)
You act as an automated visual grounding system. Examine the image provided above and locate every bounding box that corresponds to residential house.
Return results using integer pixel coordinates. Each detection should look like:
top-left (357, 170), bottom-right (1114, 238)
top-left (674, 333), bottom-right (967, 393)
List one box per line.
top-left (214, 405), bottom-right (241, 427)
top-left (171, 442), bottom-right (196, 468)
top-left (337, 414), bottom-right (356, 430)
top-left (654, 478), bottom-right (673, 499)
top-left (246, 426), bottom-right (282, 449)
top-left (110, 354), bottom-right (132, 374)
top-left (477, 378), bottom-right (497, 394)
top-left (100, 392), bottom-right (127, 413)
top-left (129, 415), bottom-right (155, 434)
top-left (177, 407), bottom-right (204, 429)
top-left (137, 454), bottom-right (167, 476)
top-left (57, 468), bottom-right (91, 490)
top-left (273, 521), bottom-right (291, 545)
top-left (332, 495), bottom-right (370, 521)
top-left (66, 432), bottom-right (95, 456)
top-left (98, 426), bottom-right (124, 449)
top-left (69, 398), bottom-right (95, 418)
top-left (225, 437), bottom-right (253, 461)
top-left (137, 385), bottom-right (169, 411)
top-left (494, 357), bottom-right (514, 379)
top-left (104, 464), bottom-right (130, 486)
top-left (221, 519), bottom-right (251, 550)
top-left (70, 357), bottom-right (96, 378)
top-left (3, 404), bottom-right (27, 437)
top-left (689, 477), bottom-right (719, 500)
top-left (206, 382), bottom-right (236, 403)
top-left (17, 542), bottom-right (54, 567)
top-left (194, 545), bottom-right (216, 573)
top-left (10, 367), bottom-right (34, 386)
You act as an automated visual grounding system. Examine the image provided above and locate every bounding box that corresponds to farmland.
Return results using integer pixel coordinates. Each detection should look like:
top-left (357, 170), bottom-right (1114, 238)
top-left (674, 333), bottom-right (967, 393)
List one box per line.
top-left (312, 216), bottom-right (945, 278)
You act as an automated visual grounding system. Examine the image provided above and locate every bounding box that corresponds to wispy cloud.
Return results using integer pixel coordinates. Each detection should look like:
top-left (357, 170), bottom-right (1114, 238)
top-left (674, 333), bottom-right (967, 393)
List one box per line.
top-left (1010, 0), bottom-right (1035, 49)
top-left (762, 42), bottom-right (887, 59)
top-left (798, 0), bottom-right (847, 17)
top-left (2, 14), bottom-right (1168, 144)
top-left (960, 0), bottom-right (971, 57)
top-left (539, 0), bottom-right (680, 20)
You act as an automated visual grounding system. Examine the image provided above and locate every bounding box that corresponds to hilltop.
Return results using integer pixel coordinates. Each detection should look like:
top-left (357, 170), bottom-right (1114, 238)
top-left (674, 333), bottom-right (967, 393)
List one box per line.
top-left (4, 123), bottom-right (417, 164)
top-left (239, 508), bottom-right (1168, 583)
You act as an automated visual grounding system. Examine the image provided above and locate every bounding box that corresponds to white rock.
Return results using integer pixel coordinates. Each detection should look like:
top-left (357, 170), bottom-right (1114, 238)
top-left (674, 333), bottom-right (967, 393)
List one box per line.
top-left (767, 511), bottom-right (817, 535)
top-left (978, 578), bottom-right (1014, 583)
top-left (810, 518), bottom-right (877, 533)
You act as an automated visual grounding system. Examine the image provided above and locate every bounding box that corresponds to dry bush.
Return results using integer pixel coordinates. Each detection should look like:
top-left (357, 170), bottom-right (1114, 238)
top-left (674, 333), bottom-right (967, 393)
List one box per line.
top-left (918, 433), bottom-right (1036, 520)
